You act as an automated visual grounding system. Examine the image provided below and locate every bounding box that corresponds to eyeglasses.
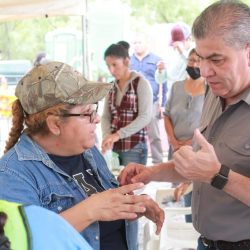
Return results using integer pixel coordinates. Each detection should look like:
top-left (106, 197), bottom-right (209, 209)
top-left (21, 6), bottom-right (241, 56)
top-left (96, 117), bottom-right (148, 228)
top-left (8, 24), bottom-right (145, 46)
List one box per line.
top-left (60, 104), bottom-right (98, 123)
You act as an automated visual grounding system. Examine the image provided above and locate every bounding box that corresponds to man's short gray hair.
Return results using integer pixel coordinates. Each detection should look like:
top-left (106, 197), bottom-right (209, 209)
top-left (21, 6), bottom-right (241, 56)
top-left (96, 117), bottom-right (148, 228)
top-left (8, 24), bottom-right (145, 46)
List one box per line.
top-left (192, 0), bottom-right (250, 49)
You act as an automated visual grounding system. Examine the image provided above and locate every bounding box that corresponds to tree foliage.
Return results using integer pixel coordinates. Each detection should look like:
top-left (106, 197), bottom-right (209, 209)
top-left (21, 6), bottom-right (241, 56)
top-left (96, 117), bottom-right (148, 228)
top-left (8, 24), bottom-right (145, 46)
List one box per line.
top-left (127, 0), bottom-right (215, 25)
top-left (127, 0), bottom-right (250, 26)
top-left (1, 0), bottom-right (250, 62)
top-left (0, 16), bottom-right (81, 61)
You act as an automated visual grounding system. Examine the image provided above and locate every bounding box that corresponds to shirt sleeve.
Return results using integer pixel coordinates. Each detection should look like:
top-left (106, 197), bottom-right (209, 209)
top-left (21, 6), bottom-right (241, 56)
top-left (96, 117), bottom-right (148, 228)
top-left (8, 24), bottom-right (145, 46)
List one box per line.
top-left (101, 96), bottom-right (112, 138)
top-left (164, 83), bottom-right (175, 117)
top-left (161, 82), bottom-right (168, 107)
top-left (0, 167), bottom-right (41, 205)
top-left (117, 77), bottom-right (153, 139)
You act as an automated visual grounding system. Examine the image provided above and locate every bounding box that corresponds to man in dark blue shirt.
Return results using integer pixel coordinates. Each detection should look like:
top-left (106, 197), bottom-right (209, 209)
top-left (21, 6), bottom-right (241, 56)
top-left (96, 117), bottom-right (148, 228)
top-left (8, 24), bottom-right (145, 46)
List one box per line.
top-left (130, 34), bottom-right (167, 163)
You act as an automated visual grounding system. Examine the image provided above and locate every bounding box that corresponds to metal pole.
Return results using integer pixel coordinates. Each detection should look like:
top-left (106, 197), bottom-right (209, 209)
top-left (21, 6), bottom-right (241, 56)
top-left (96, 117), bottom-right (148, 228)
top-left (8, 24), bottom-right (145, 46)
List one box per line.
top-left (81, 0), bottom-right (89, 78)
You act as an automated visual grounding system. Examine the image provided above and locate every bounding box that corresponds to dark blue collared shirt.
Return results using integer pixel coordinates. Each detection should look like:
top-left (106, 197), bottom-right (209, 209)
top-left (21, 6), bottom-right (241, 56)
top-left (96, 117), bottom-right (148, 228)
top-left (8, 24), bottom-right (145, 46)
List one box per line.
top-left (130, 52), bottom-right (167, 106)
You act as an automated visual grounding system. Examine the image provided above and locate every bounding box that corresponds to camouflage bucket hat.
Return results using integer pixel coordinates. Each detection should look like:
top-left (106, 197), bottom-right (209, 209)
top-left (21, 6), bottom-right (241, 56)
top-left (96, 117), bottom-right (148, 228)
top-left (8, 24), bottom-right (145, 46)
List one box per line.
top-left (15, 61), bottom-right (112, 114)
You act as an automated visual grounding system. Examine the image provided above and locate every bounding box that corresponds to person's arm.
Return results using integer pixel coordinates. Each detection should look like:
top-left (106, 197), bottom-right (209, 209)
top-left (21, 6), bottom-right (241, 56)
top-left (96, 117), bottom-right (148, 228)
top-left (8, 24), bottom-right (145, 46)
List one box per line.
top-left (138, 198), bottom-right (165, 235)
top-left (224, 171), bottom-right (250, 207)
top-left (101, 96), bottom-right (112, 138)
top-left (161, 82), bottom-right (168, 107)
top-left (155, 62), bottom-right (167, 85)
top-left (173, 129), bottom-right (250, 207)
top-left (118, 161), bottom-right (187, 186)
top-left (174, 182), bottom-right (192, 201)
top-left (117, 76), bottom-right (153, 139)
top-left (0, 168), bottom-right (41, 205)
top-left (60, 183), bottom-right (150, 232)
top-left (163, 86), bottom-right (179, 151)
top-left (164, 116), bottom-right (180, 152)
top-left (101, 77), bottom-right (153, 152)
top-left (101, 96), bottom-right (115, 153)
top-left (173, 41), bottom-right (186, 57)
top-left (166, 47), bottom-right (188, 84)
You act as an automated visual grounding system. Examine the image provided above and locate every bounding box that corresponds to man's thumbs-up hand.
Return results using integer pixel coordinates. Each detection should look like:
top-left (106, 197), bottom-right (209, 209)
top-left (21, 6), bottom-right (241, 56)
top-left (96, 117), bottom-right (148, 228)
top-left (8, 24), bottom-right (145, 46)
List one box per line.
top-left (193, 128), bottom-right (212, 151)
top-left (173, 129), bottom-right (221, 183)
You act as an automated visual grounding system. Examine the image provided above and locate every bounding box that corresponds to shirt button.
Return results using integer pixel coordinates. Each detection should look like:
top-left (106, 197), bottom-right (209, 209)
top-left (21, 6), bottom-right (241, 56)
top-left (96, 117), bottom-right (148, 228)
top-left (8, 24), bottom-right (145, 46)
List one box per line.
top-left (57, 206), bottom-right (63, 212)
top-left (244, 144), bottom-right (250, 150)
top-left (95, 236), bottom-right (99, 240)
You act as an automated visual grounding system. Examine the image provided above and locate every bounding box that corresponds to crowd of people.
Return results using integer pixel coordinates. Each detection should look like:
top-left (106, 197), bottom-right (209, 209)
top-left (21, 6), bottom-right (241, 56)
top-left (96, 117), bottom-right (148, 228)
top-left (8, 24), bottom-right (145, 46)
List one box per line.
top-left (1, 1), bottom-right (250, 250)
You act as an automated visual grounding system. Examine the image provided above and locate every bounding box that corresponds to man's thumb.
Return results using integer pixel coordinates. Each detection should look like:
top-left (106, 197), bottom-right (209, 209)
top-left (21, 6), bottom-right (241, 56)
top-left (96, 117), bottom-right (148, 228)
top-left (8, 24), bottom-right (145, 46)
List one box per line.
top-left (193, 128), bottom-right (210, 150)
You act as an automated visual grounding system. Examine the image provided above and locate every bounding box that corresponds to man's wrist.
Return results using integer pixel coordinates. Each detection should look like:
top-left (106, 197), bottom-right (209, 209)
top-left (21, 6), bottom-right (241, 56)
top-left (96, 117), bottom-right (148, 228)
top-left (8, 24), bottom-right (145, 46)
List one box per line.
top-left (211, 165), bottom-right (230, 190)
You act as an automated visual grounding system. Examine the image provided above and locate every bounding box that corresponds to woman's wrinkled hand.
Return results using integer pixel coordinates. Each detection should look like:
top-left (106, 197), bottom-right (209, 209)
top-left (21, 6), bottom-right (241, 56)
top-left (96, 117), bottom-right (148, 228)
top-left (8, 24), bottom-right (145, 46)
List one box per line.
top-left (101, 133), bottom-right (120, 154)
top-left (137, 198), bottom-right (165, 235)
top-left (85, 183), bottom-right (151, 222)
top-left (174, 182), bottom-right (191, 201)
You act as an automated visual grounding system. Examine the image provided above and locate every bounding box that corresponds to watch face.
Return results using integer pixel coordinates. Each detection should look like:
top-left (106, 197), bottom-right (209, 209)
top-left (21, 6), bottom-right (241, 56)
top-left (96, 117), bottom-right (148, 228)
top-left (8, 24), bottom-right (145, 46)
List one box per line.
top-left (211, 174), bottom-right (228, 190)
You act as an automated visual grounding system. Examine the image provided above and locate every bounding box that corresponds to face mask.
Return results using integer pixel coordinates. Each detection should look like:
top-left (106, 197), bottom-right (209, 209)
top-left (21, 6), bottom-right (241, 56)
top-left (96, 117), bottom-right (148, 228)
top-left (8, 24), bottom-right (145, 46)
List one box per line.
top-left (186, 66), bottom-right (201, 80)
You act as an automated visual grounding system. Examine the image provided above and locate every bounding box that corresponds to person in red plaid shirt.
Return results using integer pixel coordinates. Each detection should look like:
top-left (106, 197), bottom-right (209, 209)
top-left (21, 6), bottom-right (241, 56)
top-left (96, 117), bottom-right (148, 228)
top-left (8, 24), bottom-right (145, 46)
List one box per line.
top-left (102, 42), bottom-right (153, 166)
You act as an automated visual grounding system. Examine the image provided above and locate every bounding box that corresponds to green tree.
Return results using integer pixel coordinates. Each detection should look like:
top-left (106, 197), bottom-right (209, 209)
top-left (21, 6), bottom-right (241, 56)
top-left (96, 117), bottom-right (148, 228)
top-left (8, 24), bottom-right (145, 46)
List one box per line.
top-left (127, 0), bottom-right (215, 25)
top-left (126, 0), bottom-right (250, 26)
top-left (0, 16), bottom-right (81, 61)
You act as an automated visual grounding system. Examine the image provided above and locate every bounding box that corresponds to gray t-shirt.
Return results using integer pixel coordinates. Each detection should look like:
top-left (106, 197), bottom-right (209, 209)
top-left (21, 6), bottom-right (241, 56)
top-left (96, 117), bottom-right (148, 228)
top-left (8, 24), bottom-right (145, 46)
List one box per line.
top-left (192, 87), bottom-right (250, 241)
top-left (164, 80), bottom-right (204, 140)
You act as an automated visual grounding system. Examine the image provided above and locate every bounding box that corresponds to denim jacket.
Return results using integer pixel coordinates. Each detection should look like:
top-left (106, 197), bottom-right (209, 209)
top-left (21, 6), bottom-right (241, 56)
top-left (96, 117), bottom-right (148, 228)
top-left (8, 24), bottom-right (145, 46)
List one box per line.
top-left (0, 133), bottom-right (138, 250)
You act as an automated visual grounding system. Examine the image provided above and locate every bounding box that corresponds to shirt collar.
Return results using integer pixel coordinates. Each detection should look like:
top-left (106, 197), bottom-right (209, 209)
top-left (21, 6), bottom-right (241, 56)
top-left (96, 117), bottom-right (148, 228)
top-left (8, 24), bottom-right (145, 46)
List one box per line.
top-left (238, 86), bottom-right (250, 105)
top-left (218, 86), bottom-right (250, 108)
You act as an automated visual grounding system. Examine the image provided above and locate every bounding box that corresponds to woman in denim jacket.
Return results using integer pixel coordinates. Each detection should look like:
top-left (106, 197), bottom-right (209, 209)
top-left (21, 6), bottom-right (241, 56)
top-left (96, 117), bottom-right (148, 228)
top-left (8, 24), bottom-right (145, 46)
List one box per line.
top-left (0, 61), bottom-right (164, 250)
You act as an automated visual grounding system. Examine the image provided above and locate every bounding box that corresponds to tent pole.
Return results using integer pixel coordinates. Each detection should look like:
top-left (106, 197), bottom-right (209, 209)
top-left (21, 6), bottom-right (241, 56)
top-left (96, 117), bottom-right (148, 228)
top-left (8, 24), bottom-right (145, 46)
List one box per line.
top-left (81, 0), bottom-right (89, 78)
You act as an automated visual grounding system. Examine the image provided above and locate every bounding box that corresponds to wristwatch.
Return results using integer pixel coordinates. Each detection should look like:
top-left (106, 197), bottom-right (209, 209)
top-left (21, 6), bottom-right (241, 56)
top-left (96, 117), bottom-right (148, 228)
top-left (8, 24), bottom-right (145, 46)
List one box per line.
top-left (211, 165), bottom-right (230, 190)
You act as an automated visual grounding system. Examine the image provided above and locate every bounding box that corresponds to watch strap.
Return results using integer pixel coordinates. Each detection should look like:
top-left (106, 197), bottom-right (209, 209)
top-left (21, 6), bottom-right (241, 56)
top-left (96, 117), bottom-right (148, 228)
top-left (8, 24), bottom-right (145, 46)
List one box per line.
top-left (219, 164), bottom-right (230, 177)
top-left (211, 165), bottom-right (230, 189)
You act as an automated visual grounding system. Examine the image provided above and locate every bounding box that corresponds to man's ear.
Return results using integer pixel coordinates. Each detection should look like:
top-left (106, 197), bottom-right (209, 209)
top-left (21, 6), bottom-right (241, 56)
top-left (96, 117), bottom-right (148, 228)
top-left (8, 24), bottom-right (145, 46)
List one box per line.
top-left (46, 115), bottom-right (61, 136)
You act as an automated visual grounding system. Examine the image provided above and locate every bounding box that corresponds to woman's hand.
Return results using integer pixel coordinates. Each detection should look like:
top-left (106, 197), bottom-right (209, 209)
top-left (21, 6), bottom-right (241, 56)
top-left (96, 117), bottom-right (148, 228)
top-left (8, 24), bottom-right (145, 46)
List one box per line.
top-left (138, 198), bottom-right (165, 235)
top-left (174, 182), bottom-right (191, 201)
top-left (101, 133), bottom-right (120, 153)
top-left (61, 183), bottom-right (151, 232)
top-left (85, 183), bottom-right (150, 222)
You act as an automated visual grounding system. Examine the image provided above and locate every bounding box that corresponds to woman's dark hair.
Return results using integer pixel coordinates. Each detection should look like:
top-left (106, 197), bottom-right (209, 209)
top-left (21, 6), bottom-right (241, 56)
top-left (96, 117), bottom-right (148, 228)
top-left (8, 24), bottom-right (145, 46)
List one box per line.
top-left (104, 41), bottom-right (130, 59)
top-left (0, 212), bottom-right (11, 250)
top-left (117, 41), bottom-right (130, 51)
top-left (188, 48), bottom-right (197, 57)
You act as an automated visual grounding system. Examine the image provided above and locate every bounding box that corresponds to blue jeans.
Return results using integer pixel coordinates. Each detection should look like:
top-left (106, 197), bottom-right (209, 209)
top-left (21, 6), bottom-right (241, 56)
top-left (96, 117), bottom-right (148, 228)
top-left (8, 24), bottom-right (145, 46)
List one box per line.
top-left (197, 237), bottom-right (207, 250)
top-left (115, 142), bottom-right (148, 166)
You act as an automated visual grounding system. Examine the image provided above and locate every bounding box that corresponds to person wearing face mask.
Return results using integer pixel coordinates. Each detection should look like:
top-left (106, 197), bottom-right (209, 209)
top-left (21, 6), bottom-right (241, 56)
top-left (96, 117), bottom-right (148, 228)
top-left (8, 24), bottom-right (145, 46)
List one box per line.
top-left (163, 48), bottom-right (205, 218)
top-left (164, 48), bottom-right (205, 160)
